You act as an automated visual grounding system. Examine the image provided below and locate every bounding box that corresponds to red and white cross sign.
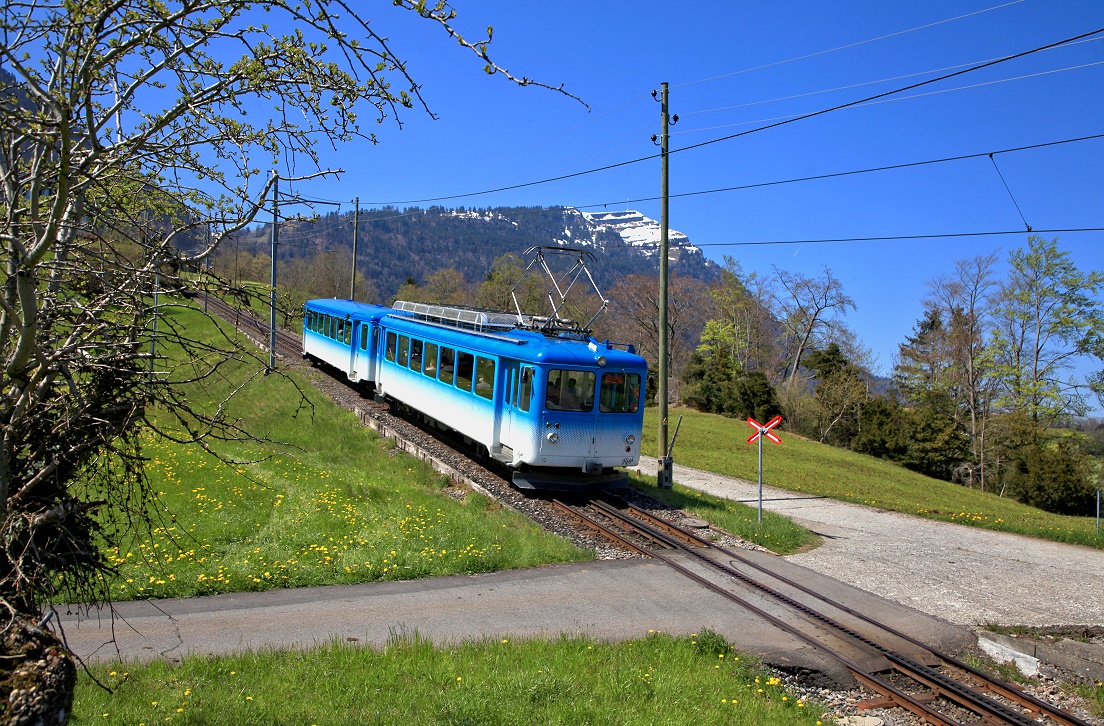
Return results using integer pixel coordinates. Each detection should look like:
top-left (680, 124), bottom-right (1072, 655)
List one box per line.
top-left (746, 414), bottom-right (783, 445)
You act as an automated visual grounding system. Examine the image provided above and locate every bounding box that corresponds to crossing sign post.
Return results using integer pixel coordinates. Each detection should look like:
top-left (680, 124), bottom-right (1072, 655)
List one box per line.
top-left (746, 415), bottom-right (783, 523)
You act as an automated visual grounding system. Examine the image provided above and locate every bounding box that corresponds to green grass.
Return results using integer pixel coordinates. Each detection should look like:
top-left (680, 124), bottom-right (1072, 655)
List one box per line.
top-left (73, 631), bottom-right (826, 726)
top-left (628, 476), bottom-right (819, 555)
top-left (92, 304), bottom-right (588, 601)
top-left (644, 407), bottom-right (1104, 549)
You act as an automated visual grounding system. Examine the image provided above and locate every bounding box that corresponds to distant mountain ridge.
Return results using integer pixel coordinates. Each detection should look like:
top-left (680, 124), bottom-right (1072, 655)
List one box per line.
top-left (233, 205), bottom-right (718, 299)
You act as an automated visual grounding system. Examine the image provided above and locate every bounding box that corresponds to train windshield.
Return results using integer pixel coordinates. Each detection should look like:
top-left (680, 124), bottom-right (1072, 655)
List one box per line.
top-left (599, 372), bottom-right (641, 414)
top-left (546, 370), bottom-right (595, 412)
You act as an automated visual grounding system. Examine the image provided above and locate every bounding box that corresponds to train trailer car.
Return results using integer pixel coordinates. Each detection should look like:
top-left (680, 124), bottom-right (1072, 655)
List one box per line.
top-left (302, 299), bottom-right (647, 490)
top-left (302, 298), bottom-right (393, 385)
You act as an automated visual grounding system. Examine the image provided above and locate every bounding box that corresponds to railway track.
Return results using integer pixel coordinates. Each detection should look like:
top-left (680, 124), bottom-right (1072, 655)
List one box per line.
top-left (203, 294), bottom-right (302, 360)
top-left (200, 293), bottom-right (1095, 726)
top-left (553, 495), bottom-right (1092, 726)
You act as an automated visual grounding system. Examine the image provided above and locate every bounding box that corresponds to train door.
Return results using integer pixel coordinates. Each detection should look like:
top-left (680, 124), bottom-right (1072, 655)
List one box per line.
top-left (499, 363), bottom-right (534, 463)
top-left (351, 322), bottom-right (371, 381)
top-left (498, 363), bottom-right (517, 459)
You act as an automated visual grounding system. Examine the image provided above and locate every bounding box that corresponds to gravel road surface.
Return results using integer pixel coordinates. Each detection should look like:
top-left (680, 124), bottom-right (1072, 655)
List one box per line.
top-left (639, 456), bottom-right (1104, 627)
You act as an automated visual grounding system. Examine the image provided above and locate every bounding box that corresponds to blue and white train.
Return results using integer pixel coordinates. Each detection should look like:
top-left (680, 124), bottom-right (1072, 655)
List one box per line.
top-left (302, 298), bottom-right (647, 490)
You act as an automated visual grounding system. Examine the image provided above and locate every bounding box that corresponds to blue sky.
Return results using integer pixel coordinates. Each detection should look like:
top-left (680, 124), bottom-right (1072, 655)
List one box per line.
top-left (289, 0), bottom-right (1104, 399)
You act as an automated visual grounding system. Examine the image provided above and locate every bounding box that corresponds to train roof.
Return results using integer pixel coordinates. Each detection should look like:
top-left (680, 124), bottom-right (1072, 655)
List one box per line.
top-left (304, 298), bottom-right (645, 370)
top-left (382, 312), bottom-right (646, 370)
top-left (304, 298), bottom-right (394, 322)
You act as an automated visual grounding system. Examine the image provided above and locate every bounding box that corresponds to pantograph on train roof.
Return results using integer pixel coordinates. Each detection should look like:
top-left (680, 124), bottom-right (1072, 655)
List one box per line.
top-left (394, 245), bottom-right (611, 336)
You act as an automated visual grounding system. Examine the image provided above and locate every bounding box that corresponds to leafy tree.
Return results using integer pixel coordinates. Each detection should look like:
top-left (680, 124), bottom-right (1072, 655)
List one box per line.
top-left (895, 309), bottom-right (955, 407)
top-left (475, 253), bottom-right (546, 314)
top-left (682, 346), bottom-right (780, 421)
top-left (990, 236), bottom-right (1104, 424)
top-left (0, 1), bottom-right (577, 719)
top-left (805, 343), bottom-right (867, 445)
top-left (1003, 440), bottom-right (1097, 516)
top-left (852, 395), bottom-right (911, 461)
top-left (393, 268), bottom-right (471, 306)
top-left (703, 257), bottom-right (778, 376)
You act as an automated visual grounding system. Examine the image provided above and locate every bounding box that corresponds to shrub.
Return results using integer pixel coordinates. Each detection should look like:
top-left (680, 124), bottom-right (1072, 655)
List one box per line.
top-left (1003, 441), bottom-right (1098, 516)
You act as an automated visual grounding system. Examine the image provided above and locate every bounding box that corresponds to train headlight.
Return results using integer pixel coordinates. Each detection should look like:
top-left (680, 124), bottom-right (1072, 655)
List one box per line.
top-left (547, 432), bottom-right (559, 444)
top-left (596, 355), bottom-right (607, 367)
top-left (625, 434), bottom-right (636, 445)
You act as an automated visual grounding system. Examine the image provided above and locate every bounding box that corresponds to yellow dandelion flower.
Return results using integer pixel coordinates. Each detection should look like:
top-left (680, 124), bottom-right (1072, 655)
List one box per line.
top-left (456, 676), bottom-right (462, 682)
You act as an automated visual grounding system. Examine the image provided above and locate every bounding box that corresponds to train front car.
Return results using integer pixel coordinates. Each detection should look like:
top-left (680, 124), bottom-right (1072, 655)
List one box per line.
top-left (510, 337), bottom-right (647, 490)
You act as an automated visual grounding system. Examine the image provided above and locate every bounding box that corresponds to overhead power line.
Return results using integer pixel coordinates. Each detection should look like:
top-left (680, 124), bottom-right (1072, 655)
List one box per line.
top-left (364, 25), bottom-right (1104, 207)
top-left (675, 0), bottom-right (1026, 88)
top-left (574, 132), bottom-right (1104, 208)
top-left (686, 227), bottom-right (1104, 248)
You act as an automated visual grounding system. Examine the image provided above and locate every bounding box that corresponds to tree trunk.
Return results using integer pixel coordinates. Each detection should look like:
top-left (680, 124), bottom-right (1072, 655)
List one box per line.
top-left (1, 617), bottom-right (75, 725)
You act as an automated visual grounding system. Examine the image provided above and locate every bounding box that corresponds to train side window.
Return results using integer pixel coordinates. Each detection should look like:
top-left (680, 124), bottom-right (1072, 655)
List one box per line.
top-left (519, 367), bottom-right (533, 412)
top-left (398, 336), bottom-right (409, 367)
top-left (599, 372), bottom-right (641, 413)
top-left (509, 366), bottom-right (518, 406)
top-left (343, 321), bottom-right (351, 346)
top-left (310, 312), bottom-right (317, 332)
top-left (475, 358), bottom-right (495, 399)
top-left (328, 316), bottom-right (336, 339)
top-left (424, 343), bottom-right (438, 377)
top-left (456, 351), bottom-right (474, 392)
top-left (360, 324), bottom-right (369, 351)
top-left (409, 339), bottom-right (423, 372)
top-left (439, 347), bottom-right (455, 385)
top-left (385, 332), bottom-right (396, 362)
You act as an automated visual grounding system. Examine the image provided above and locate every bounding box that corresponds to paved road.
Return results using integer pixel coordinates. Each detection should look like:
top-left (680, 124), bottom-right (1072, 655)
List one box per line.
top-left (638, 456), bottom-right (1104, 627)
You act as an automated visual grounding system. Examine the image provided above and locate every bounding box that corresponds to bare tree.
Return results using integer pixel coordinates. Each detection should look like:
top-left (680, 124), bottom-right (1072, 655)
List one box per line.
top-left (772, 266), bottom-right (856, 381)
top-left (0, 1), bottom-right (580, 719)
top-left (606, 274), bottom-right (710, 402)
top-left (925, 253), bottom-right (1000, 489)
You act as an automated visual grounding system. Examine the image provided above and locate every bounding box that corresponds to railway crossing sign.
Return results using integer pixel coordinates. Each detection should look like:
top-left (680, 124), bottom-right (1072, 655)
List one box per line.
top-left (744, 415), bottom-right (783, 523)
top-left (746, 415), bottom-right (783, 445)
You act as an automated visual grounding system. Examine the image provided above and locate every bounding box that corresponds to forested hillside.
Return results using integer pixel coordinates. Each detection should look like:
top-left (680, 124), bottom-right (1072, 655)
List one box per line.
top-left (220, 205), bottom-right (719, 301)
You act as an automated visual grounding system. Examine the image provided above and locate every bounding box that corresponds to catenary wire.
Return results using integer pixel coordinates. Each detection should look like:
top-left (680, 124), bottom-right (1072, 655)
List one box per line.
top-left (363, 26), bottom-right (1104, 207)
top-left (684, 227), bottom-right (1104, 248)
top-left (675, 60), bottom-right (1104, 136)
top-left (383, 5), bottom-right (1025, 197)
top-left (681, 37), bottom-right (1104, 118)
top-left (241, 132), bottom-right (1104, 235)
top-left (674, 0), bottom-right (1026, 88)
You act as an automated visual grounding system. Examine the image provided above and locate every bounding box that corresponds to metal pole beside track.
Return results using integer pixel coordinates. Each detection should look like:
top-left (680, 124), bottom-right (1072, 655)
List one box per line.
top-left (758, 427), bottom-right (764, 524)
top-left (269, 172), bottom-right (278, 372)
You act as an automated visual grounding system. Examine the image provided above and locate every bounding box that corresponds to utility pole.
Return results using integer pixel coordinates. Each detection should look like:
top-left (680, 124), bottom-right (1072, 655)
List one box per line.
top-left (203, 225), bottom-right (210, 314)
top-left (657, 82), bottom-right (673, 488)
top-left (350, 196), bottom-right (359, 301)
top-left (269, 171), bottom-right (278, 371)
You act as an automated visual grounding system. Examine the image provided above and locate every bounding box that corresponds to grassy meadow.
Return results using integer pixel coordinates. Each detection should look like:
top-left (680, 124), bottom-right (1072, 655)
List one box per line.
top-left (643, 407), bottom-right (1104, 549)
top-left (73, 631), bottom-right (827, 726)
top-left (92, 303), bottom-right (588, 602)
